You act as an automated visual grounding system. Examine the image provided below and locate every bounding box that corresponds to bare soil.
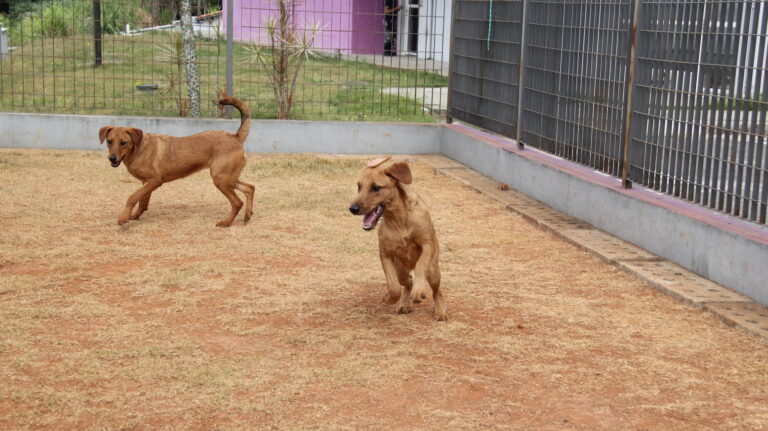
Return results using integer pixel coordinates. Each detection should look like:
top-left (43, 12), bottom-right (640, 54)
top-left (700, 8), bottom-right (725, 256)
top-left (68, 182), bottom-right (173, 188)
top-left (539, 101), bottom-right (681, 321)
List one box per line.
top-left (0, 149), bottom-right (766, 430)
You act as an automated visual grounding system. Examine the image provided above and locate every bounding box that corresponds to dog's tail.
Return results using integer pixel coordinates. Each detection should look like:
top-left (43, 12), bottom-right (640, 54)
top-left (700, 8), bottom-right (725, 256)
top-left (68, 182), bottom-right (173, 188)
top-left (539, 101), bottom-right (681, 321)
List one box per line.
top-left (217, 95), bottom-right (251, 143)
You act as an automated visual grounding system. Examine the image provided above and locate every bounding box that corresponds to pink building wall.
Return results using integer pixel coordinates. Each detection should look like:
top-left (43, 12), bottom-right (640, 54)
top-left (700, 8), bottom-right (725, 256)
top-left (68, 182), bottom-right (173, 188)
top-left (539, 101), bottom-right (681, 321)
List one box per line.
top-left (223, 0), bottom-right (385, 55)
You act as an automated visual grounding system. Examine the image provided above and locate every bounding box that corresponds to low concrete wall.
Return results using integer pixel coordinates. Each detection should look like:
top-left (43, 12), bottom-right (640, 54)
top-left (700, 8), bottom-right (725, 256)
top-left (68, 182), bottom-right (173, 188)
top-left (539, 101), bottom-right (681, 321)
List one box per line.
top-left (1, 112), bottom-right (766, 305)
top-left (440, 124), bottom-right (768, 305)
top-left (0, 113), bottom-right (440, 154)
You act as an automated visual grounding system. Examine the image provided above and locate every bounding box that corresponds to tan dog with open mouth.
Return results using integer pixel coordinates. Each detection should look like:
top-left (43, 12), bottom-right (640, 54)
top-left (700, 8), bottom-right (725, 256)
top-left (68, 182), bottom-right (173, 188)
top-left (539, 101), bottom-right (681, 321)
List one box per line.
top-left (99, 96), bottom-right (254, 227)
top-left (348, 157), bottom-right (447, 321)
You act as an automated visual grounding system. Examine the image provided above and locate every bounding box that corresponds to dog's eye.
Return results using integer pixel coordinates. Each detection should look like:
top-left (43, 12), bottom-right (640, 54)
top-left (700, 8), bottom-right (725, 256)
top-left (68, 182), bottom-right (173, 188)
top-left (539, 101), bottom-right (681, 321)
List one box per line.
top-left (120, 141), bottom-right (127, 147)
top-left (107, 140), bottom-right (112, 146)
top-left (371, 185), bottom-right (381, 192)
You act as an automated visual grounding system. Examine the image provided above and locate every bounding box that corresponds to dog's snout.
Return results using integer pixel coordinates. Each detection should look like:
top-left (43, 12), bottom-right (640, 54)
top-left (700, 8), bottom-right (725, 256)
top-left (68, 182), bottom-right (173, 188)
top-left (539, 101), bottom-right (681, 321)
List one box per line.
top-left (108, 155), bottom-right (117, 163)
top-left (349, 204), bottom-right (360, 215)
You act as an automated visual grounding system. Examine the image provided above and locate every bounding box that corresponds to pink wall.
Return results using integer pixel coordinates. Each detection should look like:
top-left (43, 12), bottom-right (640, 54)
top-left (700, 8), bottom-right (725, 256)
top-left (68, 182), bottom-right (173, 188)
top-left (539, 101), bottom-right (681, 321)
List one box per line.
top-left (223, 0), bottom-right (384, 54)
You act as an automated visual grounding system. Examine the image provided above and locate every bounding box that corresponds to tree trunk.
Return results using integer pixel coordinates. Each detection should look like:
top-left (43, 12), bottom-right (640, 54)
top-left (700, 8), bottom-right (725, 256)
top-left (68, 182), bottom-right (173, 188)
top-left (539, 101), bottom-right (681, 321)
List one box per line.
top-left (180, 0), bottom-right (200, 117)
top-left (150, 0), bottom-right (159, 24)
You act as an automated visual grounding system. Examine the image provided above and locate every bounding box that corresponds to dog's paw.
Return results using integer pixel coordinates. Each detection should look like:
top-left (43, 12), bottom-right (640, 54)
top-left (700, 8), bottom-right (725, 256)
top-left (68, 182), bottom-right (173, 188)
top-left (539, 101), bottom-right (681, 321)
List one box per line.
top-left (394, 304), bottom-right (412, 315)
top-left (410, 286), bottom-right (428, 304)
top-left (216, 220), bottom-right (232, 228)
top-left (383, 292), bottom-right (400, 305)
top-left (117, 217), bottom-right (130, 225)
top-left (433, 310), bottom-right (448, 321)
top-left (243, 211), bottom-right (253, 223)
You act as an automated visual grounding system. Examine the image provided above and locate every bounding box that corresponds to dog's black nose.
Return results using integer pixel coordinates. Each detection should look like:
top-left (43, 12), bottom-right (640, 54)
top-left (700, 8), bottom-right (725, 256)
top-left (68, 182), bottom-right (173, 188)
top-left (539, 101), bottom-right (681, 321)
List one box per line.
top-left (108, 155), bottom-right (117, 163)
top-left (349, 204), bottom-right (360, 215)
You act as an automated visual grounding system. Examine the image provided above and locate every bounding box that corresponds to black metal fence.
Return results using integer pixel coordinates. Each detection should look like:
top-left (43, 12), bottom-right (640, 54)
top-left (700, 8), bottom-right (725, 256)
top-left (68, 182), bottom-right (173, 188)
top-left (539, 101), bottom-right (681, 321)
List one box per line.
top-left (0, 0), bottom-right (450, 120)
top-left (448, 0), bottom-right (768, 225)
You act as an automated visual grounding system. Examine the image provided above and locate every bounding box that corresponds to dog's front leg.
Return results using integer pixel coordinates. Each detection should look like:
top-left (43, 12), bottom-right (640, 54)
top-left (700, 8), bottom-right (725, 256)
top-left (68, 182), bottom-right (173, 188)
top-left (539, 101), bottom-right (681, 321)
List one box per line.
top-left (411, 241), bottom-right (436, 303)
top-left (380, 254), bottom-right (409, 313)
top-left (131, 190), bottom-right (153, 220)
top-left (119, 180), bottom-right (161, 225)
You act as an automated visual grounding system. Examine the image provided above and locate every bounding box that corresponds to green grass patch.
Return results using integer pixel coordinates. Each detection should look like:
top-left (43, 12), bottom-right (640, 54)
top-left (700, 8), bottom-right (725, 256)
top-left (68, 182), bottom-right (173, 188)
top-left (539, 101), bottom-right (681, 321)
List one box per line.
top-left (0, 31), bottom-right (446, 121)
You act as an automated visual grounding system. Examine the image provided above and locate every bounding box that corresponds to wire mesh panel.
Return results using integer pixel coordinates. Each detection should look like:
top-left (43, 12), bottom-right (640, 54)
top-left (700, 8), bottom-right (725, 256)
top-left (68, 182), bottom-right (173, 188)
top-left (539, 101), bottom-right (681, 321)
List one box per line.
top-left (228, 0), bottom-right (449, 120)
top-left (0, 0), bottom-right (225, 117)
top-left (520, 0), bottom-right (631, 176)
top-left (0, 0), bottom-right (450, 120)
top-left (630, 0), bottom-right (768, 224)
top-left (448, 0), bottom-right (523, 138)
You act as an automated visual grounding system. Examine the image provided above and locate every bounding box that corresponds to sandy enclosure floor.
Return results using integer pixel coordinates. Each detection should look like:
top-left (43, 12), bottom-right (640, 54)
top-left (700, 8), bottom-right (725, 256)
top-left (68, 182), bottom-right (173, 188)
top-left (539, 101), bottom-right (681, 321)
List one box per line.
top-left (0, 149), bottom-right (767, 430)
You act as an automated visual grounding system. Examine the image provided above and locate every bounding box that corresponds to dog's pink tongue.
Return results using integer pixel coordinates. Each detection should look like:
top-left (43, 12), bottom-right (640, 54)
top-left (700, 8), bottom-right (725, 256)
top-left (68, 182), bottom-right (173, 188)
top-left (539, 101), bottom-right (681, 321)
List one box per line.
top-left (362, 205), bottom-right (383, 230)
top-left (363, 210), bottom-right (377, 228)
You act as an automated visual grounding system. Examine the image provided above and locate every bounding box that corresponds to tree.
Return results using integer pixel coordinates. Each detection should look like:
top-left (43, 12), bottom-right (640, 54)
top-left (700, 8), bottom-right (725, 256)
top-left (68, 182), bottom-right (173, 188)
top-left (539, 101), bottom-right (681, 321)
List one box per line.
top-left (179, 0), bottom-right (200, 117)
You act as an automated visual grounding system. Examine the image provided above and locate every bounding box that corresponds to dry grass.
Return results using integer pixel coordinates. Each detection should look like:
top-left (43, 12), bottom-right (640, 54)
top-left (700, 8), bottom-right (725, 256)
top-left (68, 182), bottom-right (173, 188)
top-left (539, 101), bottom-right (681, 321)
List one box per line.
top-left (0, 148), bottom-right (767, 430)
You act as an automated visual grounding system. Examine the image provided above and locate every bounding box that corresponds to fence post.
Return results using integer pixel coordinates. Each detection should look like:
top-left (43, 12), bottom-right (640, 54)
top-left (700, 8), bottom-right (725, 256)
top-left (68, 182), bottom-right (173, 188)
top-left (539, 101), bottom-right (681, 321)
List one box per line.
top-left (225, 0), bottom-right (234, 119)
top-left (0, 22), bottom-right (8, 59)
top-left (515, 0), bottom-right (529, 149)
top-left (445, 0), bottom-right (458, 124)
top-left (93, 0), bottom-right (102, 67)
top-left (620, 0), bottom-right (641, 188)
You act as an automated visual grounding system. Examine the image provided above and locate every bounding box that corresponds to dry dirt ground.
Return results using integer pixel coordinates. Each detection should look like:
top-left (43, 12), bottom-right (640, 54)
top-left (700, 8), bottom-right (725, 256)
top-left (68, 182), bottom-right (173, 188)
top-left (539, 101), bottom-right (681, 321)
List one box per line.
top-left (0, 149), bottom-right (767, 431)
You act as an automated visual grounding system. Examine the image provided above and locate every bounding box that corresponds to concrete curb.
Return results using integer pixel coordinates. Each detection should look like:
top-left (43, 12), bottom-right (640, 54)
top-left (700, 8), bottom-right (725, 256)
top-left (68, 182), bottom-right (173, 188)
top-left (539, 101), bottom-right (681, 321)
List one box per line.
top-left (415, 155), bottom-right (768, 342)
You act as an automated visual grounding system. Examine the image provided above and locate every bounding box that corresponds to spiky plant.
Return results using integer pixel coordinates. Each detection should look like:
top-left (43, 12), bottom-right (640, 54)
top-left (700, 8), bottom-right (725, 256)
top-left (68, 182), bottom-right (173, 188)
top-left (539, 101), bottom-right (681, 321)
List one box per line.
top-left (243, 0), bottom-right (321, 119)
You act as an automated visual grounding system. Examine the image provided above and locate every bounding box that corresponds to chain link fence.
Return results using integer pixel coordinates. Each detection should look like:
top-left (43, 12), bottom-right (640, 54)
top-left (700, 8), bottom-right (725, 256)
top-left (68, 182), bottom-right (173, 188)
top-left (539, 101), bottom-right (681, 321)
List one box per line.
top-left (0, 0), bottom-right (449, 120)
top-left (448, 0), bottom-right (768, 225)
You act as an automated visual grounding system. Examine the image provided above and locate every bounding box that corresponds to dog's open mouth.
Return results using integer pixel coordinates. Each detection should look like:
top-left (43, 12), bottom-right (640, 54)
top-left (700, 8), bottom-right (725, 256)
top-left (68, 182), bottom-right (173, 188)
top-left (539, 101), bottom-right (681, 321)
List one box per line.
top-left (362, 204), bottom-right (385, 230)
top-left (110, 160), bottom-right (121, 168)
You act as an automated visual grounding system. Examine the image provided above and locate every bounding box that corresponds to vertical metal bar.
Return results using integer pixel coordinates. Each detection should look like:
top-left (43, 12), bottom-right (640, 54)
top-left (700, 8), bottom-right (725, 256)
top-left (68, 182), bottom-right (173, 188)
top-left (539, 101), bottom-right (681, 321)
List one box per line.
top-left (0, 21), bottom-right (7, 59)
top-left (226, 0), bottom-right (234, 118)
top-left (679, 1), bottom-right (697, 201)
top-left (728, 2), bottom-right (751, 217)
top-left (751, 2), bottom-right (768, 223)
top-left (445, 0), bottom-right (458, 124)
top-left (620, 0), bottom-right (640, 188)
top-left (515, 0), bottom-right (529, 148)
top-left (666, 1), bottom-right (684, 197)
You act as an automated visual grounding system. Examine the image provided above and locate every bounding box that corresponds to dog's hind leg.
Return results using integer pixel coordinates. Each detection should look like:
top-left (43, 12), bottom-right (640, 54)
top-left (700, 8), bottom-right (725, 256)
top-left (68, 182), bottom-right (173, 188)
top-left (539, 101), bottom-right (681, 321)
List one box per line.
top-left (411, 242), bottom-right (436, 303)
top-left (428, 262), bottom-right (447, 321)
top-left (234, 180), bottom-right (255, 223)
top-left (212, 178), bottom-right (243, 227)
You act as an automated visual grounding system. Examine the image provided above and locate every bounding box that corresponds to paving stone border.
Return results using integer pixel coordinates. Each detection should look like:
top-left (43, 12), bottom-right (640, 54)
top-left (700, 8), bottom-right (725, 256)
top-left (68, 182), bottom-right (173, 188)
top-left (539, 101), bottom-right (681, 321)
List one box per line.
top-left (416, 155), bottom-right (768, 341)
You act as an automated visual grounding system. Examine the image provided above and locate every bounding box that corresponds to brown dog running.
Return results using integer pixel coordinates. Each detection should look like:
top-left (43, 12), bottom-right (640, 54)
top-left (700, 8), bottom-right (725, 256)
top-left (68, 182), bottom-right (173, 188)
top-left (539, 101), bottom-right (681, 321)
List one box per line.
top-left (99, 96), bottom-right (254, 227)
top-left (348, 157), bottom-right (447, 321)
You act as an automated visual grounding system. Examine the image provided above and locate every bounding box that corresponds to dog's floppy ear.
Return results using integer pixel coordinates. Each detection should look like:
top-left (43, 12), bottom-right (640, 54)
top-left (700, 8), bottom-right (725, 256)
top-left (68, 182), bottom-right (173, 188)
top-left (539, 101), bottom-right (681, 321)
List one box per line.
top-left (367, 156), bottom-right (391, 168)
top-left (385, 162), bottom-right (412, 185)
top-left (127, 128), bottom-right (144, 146)
top-left (98, 126), bottom-right (114, 144)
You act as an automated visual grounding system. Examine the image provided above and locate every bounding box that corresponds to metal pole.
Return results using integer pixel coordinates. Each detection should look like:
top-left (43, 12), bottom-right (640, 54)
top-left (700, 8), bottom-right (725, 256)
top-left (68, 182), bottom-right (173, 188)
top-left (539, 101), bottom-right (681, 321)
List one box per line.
top-left (445, 0), bottom-right (458, 124)
top-left (0, 22), bottom-right (8, 59)
top-left (93, 0), bottom-right (102, 67)
top-left (225, 0), bottom-right (234, 118)
top-left (515, 0), bottom-right (529, 149)
top-left (620, 0), bottom-right (641, 189)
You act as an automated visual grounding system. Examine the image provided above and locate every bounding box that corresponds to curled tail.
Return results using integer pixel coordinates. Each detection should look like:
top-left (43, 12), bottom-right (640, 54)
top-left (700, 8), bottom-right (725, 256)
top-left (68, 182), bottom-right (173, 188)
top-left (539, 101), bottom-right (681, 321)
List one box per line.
top-left (217, 96), bottom-right (251, 143)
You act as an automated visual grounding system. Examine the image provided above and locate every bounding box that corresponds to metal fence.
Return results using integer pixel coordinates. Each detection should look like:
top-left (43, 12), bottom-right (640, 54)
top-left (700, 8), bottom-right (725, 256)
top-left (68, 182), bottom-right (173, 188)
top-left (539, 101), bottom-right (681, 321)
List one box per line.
top-left (448, 0), bottom-right (768, 225)
top-left (449, 0), bottom-right (522, 138)
top-left (0, 0), bottom-right (450, 120)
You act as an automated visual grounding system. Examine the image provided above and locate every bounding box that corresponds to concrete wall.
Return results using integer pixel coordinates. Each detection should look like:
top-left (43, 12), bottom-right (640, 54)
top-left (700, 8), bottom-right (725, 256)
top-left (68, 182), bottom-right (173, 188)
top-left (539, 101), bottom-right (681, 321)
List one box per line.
top-left (1, 112), bottom-right (766, 305)
top-left (0, 113), bottom-right (440, 154)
